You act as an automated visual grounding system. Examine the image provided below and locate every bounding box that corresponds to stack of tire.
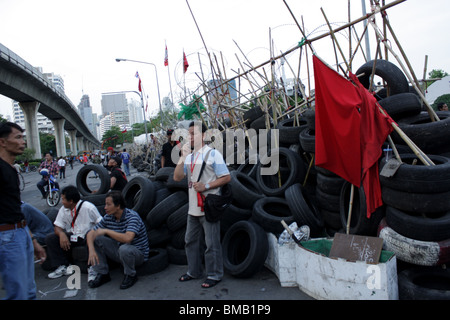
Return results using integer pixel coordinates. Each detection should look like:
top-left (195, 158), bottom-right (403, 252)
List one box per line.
top-left (354, 59), bottom-right (450, 299)
top-left (378, 154), bottom-right (450, 299)
top-left (220, 119), bottom-right (326, 279)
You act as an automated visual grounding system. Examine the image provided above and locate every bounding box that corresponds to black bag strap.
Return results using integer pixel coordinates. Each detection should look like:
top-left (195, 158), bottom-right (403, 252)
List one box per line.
top-left (196, 149), bottom-right (212, 182)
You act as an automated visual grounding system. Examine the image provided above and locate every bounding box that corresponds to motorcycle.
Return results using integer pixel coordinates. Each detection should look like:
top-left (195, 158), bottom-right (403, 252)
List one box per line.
top-left (40, 169), bottom-right (61, 207)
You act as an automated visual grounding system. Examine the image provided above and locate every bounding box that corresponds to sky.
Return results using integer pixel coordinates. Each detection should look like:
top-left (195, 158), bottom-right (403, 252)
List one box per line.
top-left (1, 0), bottom-right (449, 121)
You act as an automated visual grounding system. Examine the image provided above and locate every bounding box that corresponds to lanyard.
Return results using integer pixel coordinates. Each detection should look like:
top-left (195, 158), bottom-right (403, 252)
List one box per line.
top-left (190, 152), bottom-right (201, 174)
top-left (71, 206), bottom-right (77, 229)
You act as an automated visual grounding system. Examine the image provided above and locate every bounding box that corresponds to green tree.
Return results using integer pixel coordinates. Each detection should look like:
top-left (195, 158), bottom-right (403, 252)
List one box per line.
top-left (432, 94), bottom-right (450, 111)
top-left (39, 132), bottom-right (57, 157)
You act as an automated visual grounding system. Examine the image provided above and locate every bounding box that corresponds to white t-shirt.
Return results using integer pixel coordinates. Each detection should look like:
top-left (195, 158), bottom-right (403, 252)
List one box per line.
top-left (54, 200), bottom-right (102, 238)
top-left (183, 145), bottom-right (230, 216)
top-left (58, 159), bottom-right (66, 167)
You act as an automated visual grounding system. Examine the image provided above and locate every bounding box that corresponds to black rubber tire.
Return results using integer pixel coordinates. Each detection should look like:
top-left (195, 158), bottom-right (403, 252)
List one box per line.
top-left (229, 171), bottom-right (265, 209)
top-left (378, 92), bottom-right (422, 121)
top-left (166, 173), bottom-right (188, 191)
top-left (146, 191), bottom-right (188, 228)
top-left (315, 187), bottom-right (340, 212)
top-left (285, 183), bottom-right (324, 237)
top-left (166, 203), bottom-right (189, 232)
top-left (379, 154), bottom-right (450, 193)
top-left (382, 186), bottom-right (450, 214)
top-left (147, 226), bottom-right (171, 247)
top-left (136, 248), bottom-right (169, 276)
top-left (256, 147), bottom-right (306, 197)
top-left (222, 220), bottom-right (269, 278)
top-left (167, 245), bottom-right (187, 265)
top-left (250, 115), bottom-right (271, 130)
top-left (221, 204), bottom-right (252, 234)
top-left (339, 182), bottom-right (384, 236)
top-left (393, 111), bottom-right (450, 155)
top-left (299, 128), bottom-right (315, 154)
top-left (170, 227), bottom-right (186, 249)
top-left (398, 267), bottom-right (450, 300)
top-left (277, 117), bottom-right (307, 144)
top-left (321, 208), bottom-right (342, 230)
top-left (154, 167), bottom-right (174, 181)
top-left (356, 59), bottom-right (409, 96)
top-left (81, 193), bottom-right (107, 206)
top-left (316, 172), bottom-right (345, 195)
top-left (386, 206), bottom-right (450, 242)
top-left (76, 164), bottom-right (110, 196)
top-left (252, 197), bottom-right (295, 234)
top-left (122, 176), bottom-right (156, 219)
top-left (243, 106), bottom-right (264, 127)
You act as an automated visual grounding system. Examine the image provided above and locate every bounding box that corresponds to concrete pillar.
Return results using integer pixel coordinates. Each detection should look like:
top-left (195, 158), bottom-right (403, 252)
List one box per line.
top-left (77, 136), bottom-right (85, 153)
top-left (19, 101), bottom-right (41, 159)
top-left (52, 119), bottom-right (66, 157)
top-left (67, 130), bottom-right (78, 155)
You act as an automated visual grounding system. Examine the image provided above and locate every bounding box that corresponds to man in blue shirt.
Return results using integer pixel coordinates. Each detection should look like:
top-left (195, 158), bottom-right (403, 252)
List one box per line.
top-left (86, 191), bottom-right (149, 289)
top-left (121, 148), bottom-right (131, 176)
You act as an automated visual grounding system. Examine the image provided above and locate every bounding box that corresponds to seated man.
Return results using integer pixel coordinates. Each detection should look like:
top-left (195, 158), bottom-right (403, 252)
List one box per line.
top-left (86, 191), bottom-right (149, 290)
top-left (21, 202), bottom-right (54, 245)
top-left (45, 185), bottom-right (102, 279)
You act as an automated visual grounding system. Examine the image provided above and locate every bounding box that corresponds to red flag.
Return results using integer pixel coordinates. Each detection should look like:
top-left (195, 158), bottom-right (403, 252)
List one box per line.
top-left (183, 51), bottom-right (189, 73)
top-left (164, 45), bottom-right (169, 66)
top-left (136, 71), bottom-right (142, 92)
top-left (313, 55), bottom-right (394, 217)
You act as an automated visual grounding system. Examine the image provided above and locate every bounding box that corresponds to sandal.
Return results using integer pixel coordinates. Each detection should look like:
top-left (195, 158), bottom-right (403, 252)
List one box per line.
top-left (179, 274), bottom-right (195, 282)
top-left (201, 278), bottom-right (221, 288)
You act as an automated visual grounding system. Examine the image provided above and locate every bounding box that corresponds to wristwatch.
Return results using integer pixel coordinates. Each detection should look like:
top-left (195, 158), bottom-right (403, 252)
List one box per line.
top-left (205, 183), bottom-right (210, 190)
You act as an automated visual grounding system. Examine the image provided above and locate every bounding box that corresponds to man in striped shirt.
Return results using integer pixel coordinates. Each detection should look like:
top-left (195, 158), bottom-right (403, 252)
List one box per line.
top-left (86, 191), bottom-right (149, 289)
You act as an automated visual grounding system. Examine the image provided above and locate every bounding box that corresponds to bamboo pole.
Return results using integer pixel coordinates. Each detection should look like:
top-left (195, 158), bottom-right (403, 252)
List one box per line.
top-left (346, 184), bottom-right (355, 234)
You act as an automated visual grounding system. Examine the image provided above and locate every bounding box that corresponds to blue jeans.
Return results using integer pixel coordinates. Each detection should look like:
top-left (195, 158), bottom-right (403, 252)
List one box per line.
top-left (0, 226), bottom-right (36, 300)
top-left (123, 163), bottom-right (130, 176)
top-left (21, 203), bottom-right (54, 245)
top-left (184, 215), bottom-right (223, 281)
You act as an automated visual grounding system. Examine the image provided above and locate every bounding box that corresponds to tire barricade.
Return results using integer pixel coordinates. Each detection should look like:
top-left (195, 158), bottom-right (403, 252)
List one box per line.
top-left (59, 59), bottom-right (450, 298)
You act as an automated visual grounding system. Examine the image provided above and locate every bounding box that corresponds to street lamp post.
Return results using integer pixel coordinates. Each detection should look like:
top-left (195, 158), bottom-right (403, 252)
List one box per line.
top-left (115, 58), bottom-right (164, 130)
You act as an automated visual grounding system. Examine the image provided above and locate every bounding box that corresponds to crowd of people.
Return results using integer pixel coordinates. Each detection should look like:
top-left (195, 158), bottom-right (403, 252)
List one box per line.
top-left (1, 121), bottom-right (232, 299)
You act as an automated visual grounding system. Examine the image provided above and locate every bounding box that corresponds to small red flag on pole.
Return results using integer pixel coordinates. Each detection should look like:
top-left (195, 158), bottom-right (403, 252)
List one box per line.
top-left (183, 51), bottom-right (189, 73)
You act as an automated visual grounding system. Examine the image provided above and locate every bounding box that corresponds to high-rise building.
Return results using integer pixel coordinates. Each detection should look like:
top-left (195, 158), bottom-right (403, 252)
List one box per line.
top-left (77, 94), bottom-right (94, 133)
top-left (101, 93), bottom-right (128, 116)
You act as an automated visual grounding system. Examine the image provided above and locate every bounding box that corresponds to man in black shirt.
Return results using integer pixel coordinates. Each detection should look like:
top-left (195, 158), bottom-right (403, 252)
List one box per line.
top-left (0, 122), bottom-right (46, 299)
top-left (161, 129), bottom-right (178, 168)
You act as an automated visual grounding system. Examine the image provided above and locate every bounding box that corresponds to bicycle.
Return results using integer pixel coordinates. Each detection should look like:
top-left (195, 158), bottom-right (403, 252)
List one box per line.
top-left (40, 169), bottom-right (61, 207)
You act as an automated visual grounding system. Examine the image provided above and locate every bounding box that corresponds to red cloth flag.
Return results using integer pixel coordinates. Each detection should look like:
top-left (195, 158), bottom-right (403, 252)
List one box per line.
top-left (183, 51), bottom-right (189, 73)
top-left (313, 55), bottom-right (394, 217)
top-left (135, 71), bottom-right (142, 92)
top-left (164, 45), bottom-right (169, 66)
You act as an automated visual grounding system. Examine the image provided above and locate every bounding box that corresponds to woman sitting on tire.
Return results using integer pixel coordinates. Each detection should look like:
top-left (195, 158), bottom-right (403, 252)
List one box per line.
top-left (108, 156), bottom-right (128, 192)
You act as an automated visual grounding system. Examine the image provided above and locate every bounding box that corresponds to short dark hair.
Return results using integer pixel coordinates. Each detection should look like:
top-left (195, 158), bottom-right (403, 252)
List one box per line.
top-left (438, 102), bottom-right (447, 110)
top-left (61, 185), bottom-right (81, 203)
top-left (189, 121), bottom-right (207, 133)
top-left (0, 122), bottom-right (24, 139)
top-left (105, 190), bottom-right (126, 209)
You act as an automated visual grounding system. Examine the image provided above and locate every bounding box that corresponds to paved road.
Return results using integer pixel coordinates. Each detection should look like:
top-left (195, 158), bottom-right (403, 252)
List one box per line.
top-left (1, 161), bottom-right (312, 302)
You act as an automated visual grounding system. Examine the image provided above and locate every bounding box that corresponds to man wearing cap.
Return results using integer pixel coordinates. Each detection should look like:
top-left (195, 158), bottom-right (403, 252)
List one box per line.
top-left (161, 129), bottom-right (178, 168)
top-left (108, 156), bottom-right (128, 192)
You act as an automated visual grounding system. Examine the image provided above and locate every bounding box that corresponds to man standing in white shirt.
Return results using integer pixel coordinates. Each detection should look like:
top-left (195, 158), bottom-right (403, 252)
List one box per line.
top-left (45, 185), bottom-right (102, 279)
top-left (174, 121), bottom-right (230, 288)
top-left (57, 156), bottom-right (66, 179)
